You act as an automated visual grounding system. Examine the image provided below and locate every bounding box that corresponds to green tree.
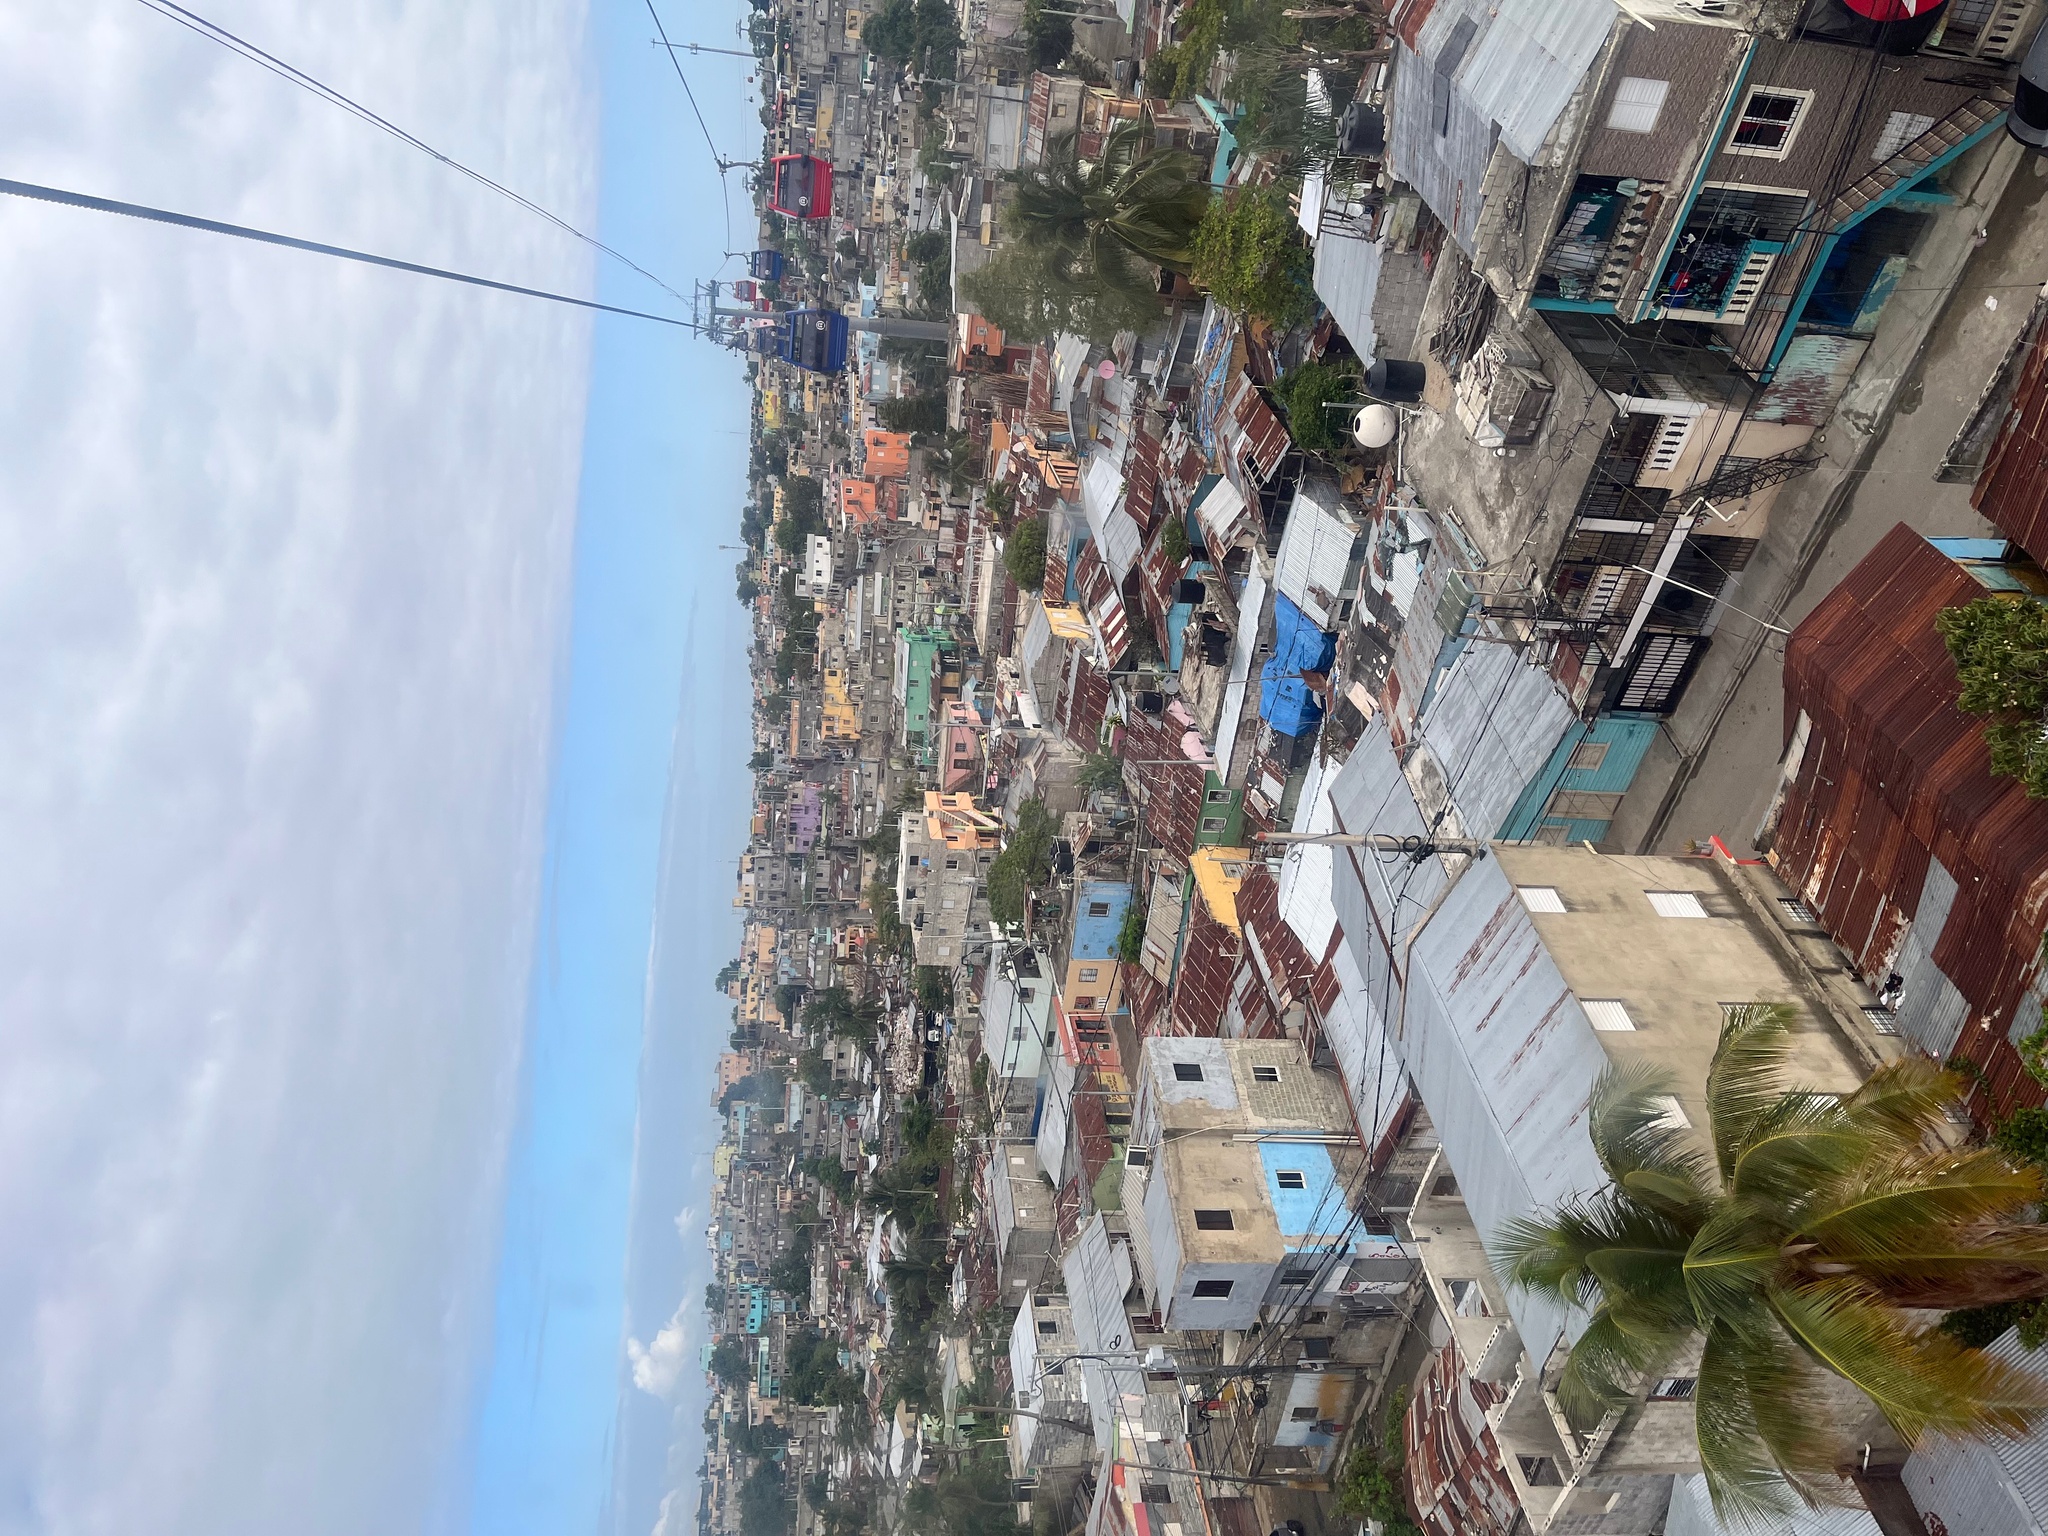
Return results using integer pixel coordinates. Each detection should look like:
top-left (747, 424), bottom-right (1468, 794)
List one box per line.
top-left (1161, 516), bottom-right (1190, 566)
top-left (796, 1047), bottom-right (833, 1097)
top-left (1079, 750), bottom-right (1124, 793)
top-left (1192, 182), bottom-right (1315, 327)
top-left (980, 480), bottom-right (1015, 527)
top-left (739, 1461), bottom-right (790, 1536)
top-left (986, 798), bottom-right (1056, 927)
top-left (709, 1335), bottom-right (753, 1390)
top-left (862, 0), bottom-right (959, 73)
top-left (960, 242), bottom-right (1165, 346)
top-left (715, 958), bottom-right (744, 991)
top-left (1939, 595), bottom-right (2048, 795)
top-left (913, 966), bottom-right (952, 1014)
top-left (1004, 516), bottom-right (1047, 591)
top-left (1274, 358), bottom-right (1362, 453)
top-left (705, 1282), bottom-right (728, 1313)
top-left (775, 982), bottom-right (809, 1018)
top-left (878, 393), bottom-right (947, 435)
top-left (1021, 0), bottom-right (1073, 67)
top-left (1010, 121), bottom-right (1210, 295)
top-left (1501, 1004), bottom-right (2048, 1522)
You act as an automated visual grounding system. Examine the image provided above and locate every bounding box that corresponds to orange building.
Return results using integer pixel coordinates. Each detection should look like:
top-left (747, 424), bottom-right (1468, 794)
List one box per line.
top-left (841, 479), bottom-right (880, 524)
top-left (863, 428), bottom-right (911, 479)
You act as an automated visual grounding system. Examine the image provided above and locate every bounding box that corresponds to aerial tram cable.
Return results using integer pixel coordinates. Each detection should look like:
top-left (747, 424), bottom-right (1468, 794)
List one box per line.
top-left (0, 176), bottom-right (699, 329)
top-left (128, 0), bottom-right (690, 305)
top-left (643, 0), bottom-right (736, 261)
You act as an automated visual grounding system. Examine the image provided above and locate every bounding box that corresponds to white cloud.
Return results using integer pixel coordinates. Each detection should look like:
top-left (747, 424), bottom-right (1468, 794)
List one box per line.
top-left (0, 3), bottom-right (598, 1534)
top-left (627, 1306), bottom-right (696, 1399)
top-left (672, 1204), bottom-right (699, 1238)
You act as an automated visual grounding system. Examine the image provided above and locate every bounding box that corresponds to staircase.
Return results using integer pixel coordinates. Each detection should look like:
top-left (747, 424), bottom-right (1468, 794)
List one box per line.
top-left (1826, 96), bottom-right (2011, 230)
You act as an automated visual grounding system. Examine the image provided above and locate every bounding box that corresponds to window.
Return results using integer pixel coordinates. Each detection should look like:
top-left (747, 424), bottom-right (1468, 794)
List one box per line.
top-left (1568, 740), bottom-right (1611, 773)
top-left (1079, 967), bottom-right (1100, 983)
top-left (1518, 1456), bottom-right (1561, 1486)
top-left (1778, 896), bottom-right (1817, 923)
top-left (1863, 1005), bottom-right (1900, 1037)
top-left (1033, 1293), bottom-right (1055, 1307)
top-left (1651, 1094), bottom-right (1691, 1130)
top-left (944, 857), bottom-right (959, 871)
top-left (1038, 1319), bottom-right (1058, 1335)
top-left (1607, 76), bottom-right (1670, 133)
top-left (1283, 1267), bottom-right (1319, 1286)
top-left (1206, 789), bottom-right (1233, 804)
top-left (1445, 1279), bottom-right (1490, 1317)
top-left (1125, 1146), bottom-right (1150, 1168)
top-left (1252, 1064), bottom-right (1281, 1084)
top-left (1874, 110), bottom-right (1935, 162)
top-left (1200, 815), bottom-right (1229, 833)
top-left (1290, 1405), bottom-right (1321, 1422)
top-left (1173, 1062), bottom-right (1205, 1082)
top-left (1075, 996), bottom-right (1098, 1011)
top-left (1140, 1484), bottom-right (1172, 1506)
top-left (1582, 999), bottom-right (1637, 1033)
top-left (1194, 1209), bottom-right (1235, 1230)
top-left (1432, 1172), bottom-right (1461, 1199)
top-left (1301, 1336), bottom-right (1334, 1360)
top-left (1727, 86), bottom-right (1812, 158)
top-left (1192, 1279), bottom-right (1234, 1299)
top-left (1647, 890), bottom-right (1708, 919)
top-left (1276, 1170), bottom-right (1308, 1191)
top-left (1651, 1376), bottom-right (1698, 1401)
top-left (1517, 886), bottom-right (1567, 914)
top-left (1088, 901), bottom-right (1112, 917)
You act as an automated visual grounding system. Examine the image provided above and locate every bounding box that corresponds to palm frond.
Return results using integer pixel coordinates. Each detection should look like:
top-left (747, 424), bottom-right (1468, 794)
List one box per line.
top-left (1694, 1323), bottom-right (1839, 1523)
top-left (1838, 1056), bottom-right (1966, 1147)
top-left (1706, 1002), bottom-right (1797, 1180)
top-left (1803, 1148), bottom-right (2047, 1261)
top-left (1727, 1093), bottom-right (1866, 1213)
top-left (1588, 1061), bottom-right (1715, 1214)
top-left (1553, 1307), bottom-right (1660, 1427)
top-left (1769, 1276), bottom-right (2048, 1442)
top-left (1683, 1203), bottom-right (1782, 1335)
top-left (1497, 1193), bottom-right (1690, 1307)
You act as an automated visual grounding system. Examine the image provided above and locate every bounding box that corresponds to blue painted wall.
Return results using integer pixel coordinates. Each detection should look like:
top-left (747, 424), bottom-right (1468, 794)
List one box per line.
top-left (1498, 715), bottom-right (1659, 844)
top-left (1072, 879), bottom-right (1132, 960)
top-left (1258, 1142), bottom-right (1349, 1242)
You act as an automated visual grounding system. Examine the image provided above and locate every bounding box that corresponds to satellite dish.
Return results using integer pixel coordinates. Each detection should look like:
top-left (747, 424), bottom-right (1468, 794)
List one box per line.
top-left (1097, 359), bottom-right (1117, 379)
top-left (1353, 403), bottom-right (1399, 449)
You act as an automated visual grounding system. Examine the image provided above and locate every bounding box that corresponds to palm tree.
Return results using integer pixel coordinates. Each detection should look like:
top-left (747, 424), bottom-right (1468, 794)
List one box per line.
top-left (1009, 119), bottom-right (1211, 295)
top-left (1500, 1003), bottom-right (2048, 1522)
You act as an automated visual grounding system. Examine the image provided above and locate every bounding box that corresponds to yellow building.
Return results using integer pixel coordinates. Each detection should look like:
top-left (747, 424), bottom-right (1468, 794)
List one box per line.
top-left (1189, 846), bottom-right (1252, 932)
top-left (822, 666), bottom-right (859, 741)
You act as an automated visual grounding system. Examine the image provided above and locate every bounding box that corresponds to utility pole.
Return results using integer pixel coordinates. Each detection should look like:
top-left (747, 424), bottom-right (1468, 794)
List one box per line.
top-left (1254, 830), bottom-right (1488, 856)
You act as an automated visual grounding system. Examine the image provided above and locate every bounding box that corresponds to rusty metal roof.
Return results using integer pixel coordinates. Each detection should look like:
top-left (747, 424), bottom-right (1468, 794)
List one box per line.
top-left (1170, 901), bottom-right (1241, 1036)
top-left (1125, 425), bottom-right (1165, 535)
top-left (1075, 541), bottom-right (1131, 668)
top-left (1976, 323), bottom-right (2048, 565)
top-left (1404, 1341), bottom-right (1519, 1536)
top-left (1773, 524), bottom-right (2048, 1120)
top-left (1119, 709), bottom-right (1210, 859)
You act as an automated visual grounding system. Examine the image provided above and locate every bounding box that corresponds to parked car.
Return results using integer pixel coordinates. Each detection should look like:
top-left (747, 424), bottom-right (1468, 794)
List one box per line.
top-left (2011, 22), bottom-right (2048, 150)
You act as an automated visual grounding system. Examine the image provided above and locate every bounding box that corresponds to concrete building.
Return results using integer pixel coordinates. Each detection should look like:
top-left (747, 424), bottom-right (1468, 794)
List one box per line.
top-left (896, 797), bottom-right (994, 967)
top-left (1326, 729), bottom-right (1903, 1531)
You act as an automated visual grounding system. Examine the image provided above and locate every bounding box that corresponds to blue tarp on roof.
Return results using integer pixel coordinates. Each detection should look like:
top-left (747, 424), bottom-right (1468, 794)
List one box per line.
top-left (1260, 593), bottom-right (1336, 738)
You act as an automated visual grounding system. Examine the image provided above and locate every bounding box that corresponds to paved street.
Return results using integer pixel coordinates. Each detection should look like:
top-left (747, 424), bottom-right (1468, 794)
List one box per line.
top-left (1609, 153), bottom-right (2048, 856)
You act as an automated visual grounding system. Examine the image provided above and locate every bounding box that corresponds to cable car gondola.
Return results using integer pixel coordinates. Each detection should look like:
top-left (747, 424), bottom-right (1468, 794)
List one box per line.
top-left (748, 249), bottom-right (784, 282)
top-left (778, 309), bottom-right (848, 373)
top-left (767, 154), bottom-right (833, 220)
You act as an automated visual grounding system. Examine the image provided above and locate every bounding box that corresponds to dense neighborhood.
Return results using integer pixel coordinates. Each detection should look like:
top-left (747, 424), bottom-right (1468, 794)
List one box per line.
top-left (695, 2), bottom-right (2048, 1536)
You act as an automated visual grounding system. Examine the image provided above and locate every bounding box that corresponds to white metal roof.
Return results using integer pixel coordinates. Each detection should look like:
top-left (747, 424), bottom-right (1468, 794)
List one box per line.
top-left (1273, 475), bottom-right (1363, 631)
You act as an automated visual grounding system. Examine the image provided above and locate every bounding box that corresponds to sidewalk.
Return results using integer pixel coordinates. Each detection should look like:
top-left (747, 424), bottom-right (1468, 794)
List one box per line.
top-left (1608, 137), bottom-right (2048, 856)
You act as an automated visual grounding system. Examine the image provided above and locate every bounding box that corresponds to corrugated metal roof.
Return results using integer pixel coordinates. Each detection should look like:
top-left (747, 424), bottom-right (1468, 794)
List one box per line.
top-left (1977, 320), bottom-right (2048, 565)
top-left (1075, 541), bottom-right (1131, 668)
top-left (1061, 1213), bottom-right (1142, 1444)
top-left (1216, 566), bottom-right (1268, 779)
top-left (1312, 228), bottom-right (1385, 365)
top-left (1172, 900), bottom-right (1241, 1036)
top-left (1387, 39), bottom-right (1497, 255)
top-left (1325, 723), bottom-right (1611, 1365)
top-left (1411, 637), bottom-right (1575, 840)
top-left (1457, 0), bottom-right (1616, 164)
top-left (1081, 451), bottom-right (1144, 584)
top-left (1221, 374), bottom-right (1292, 501)
top-left (1667, 1475), bottom-right (1877, 1536)
top-left (1125, 423), bottom-right (1165, 535)
top-left (1275, 475), bottom-right (1364, 631)
top-left (1277, 750), bottom-right (1342, 959)
top-left (1771, 525), bottom-right (2048, 1122)
top-left (1905, 1326), bottom-right (2048, 1535)
top-left (1404, 1341), bottom-right (1520, 1536)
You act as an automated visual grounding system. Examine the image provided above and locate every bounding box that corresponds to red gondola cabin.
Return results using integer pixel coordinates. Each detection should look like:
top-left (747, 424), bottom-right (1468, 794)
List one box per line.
top-left (767, 154), bottom-right (833, 219)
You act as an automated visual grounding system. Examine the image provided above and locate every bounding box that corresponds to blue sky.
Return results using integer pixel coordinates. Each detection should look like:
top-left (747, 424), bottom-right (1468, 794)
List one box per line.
top-left (463, 5), bottom-right (755, 1536)
top-left (0, 3), bottom-right (749, 1533)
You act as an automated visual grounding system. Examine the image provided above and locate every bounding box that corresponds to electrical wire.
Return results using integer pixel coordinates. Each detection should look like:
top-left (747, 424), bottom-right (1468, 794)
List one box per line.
top-left (0, 175), bottom-right (696, 327)
top-left (129, 0), bottom-right (689, 304)
top-left (644, 0), bottom-right (738, 264)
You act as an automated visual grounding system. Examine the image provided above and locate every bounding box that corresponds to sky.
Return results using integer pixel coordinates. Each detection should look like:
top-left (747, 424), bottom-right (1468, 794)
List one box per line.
top-left (0, 3), bottom-right (752, 1534)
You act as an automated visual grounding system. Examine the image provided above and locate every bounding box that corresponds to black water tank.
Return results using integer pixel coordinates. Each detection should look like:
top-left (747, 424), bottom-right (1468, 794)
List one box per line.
top-left (1368, 357), bottom-right (1426, 402)
top-left (1336, 103), bottom-right (1385, 158)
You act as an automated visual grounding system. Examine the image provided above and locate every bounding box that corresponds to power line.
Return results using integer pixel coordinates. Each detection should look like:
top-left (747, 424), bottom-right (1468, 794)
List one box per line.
top-left (129, 0), bottom-right (689, 305)
top-left (644, 0), bottom-right (738, 262)
top-left (0, 176), bottom-right (696, 328)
